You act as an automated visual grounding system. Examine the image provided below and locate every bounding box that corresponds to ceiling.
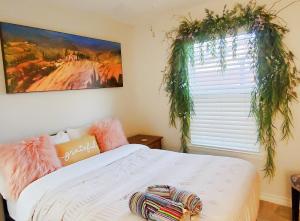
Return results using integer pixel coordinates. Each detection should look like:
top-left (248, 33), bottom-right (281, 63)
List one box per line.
top-left (45, 0), bottom-right (206, 25)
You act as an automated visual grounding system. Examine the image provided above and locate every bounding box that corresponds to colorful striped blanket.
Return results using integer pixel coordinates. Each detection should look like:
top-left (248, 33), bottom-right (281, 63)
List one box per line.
top-left (147, 185), bottom-right (202, 215)
top-left (129, 185), bottom-right (202, 221)
top-left (129, 192), bottom-right (185, 221)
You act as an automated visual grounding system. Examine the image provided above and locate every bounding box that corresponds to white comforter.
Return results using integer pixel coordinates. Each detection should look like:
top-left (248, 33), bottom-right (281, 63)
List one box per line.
top-left (13, 144), bottom-right (259, 221)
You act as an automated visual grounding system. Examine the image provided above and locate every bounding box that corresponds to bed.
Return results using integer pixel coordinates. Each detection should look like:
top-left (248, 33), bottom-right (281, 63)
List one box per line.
top-left (5, 144), bottom-right (259, 221)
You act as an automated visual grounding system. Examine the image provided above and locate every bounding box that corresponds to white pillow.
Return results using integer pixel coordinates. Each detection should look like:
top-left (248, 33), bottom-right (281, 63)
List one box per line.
top-left (66, 124), bottom-right (90, 140)
top-left (50, 131), bottom-right (70, 144)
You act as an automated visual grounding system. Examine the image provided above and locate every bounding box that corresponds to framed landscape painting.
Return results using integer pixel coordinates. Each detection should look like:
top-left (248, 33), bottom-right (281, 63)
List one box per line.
top-left (0, 22), bottom-right (123, 94)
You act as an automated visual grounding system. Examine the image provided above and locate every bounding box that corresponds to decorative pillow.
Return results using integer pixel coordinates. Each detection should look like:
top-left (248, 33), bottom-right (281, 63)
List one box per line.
top-left (89, 118), bottom-right (128, 152)
top-left (66, 124), bottom-right (90, 140)
top-left (0, 135), bottom-right (61, 200)
top-left (55, 135), bottom-right (100, 166)
top-left (50, 131), bottom-right (70, 144)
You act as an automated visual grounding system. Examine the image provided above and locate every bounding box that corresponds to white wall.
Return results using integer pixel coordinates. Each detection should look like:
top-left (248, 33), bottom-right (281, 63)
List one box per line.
top-left (129, 0), bottom-right (300, 206)
top-left (0, 0), bottom-right (139, 142)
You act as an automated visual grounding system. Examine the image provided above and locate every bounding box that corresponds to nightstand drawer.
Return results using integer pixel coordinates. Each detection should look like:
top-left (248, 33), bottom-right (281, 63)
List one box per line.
top-left (148, 140), bottom-right (162, 149)
top-left (128, 134), bottom-right (163, 149)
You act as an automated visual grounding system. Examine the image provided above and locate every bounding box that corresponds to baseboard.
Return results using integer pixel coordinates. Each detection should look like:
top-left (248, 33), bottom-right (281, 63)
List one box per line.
top-left (260, 192), bottom-right (291, 207)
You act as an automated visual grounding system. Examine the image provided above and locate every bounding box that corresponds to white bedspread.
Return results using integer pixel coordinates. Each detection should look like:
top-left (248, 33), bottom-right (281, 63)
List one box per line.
top-left (14, 144), bottom-right (259, 221)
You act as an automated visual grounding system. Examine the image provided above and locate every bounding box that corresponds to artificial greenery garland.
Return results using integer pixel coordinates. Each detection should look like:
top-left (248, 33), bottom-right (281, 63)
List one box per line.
top-left (163, 1), bottom-right (299, 178)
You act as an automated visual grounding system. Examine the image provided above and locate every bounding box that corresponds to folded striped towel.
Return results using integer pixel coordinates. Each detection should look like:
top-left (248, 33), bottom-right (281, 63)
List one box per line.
top-left (147, 185), bottom-right (202, 215)
top-left (129, 192), bottom-right (185, 221)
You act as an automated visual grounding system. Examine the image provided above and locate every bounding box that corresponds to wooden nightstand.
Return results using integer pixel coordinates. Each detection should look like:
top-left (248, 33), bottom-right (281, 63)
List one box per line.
top-left (127, 134), bottom-right (163, 149)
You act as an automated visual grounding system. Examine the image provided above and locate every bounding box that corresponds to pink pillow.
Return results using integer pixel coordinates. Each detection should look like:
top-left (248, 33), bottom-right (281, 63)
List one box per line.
top-left (89, 118), bottom-right (128, 152)
top-left (0, 135), bottom-right (61, 200)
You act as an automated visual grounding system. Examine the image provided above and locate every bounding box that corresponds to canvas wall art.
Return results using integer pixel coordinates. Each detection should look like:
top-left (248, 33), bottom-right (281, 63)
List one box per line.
top-left (0, 22), bottom-right (123, 94)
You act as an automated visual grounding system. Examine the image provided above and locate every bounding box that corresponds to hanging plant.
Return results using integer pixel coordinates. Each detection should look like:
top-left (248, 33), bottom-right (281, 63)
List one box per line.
top-left (163, 1), bottom-right (300, 178)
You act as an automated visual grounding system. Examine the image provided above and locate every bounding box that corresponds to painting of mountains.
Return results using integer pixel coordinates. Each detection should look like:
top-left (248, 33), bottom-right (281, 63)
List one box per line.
top-left (0, 22), bottom-right (123, 93)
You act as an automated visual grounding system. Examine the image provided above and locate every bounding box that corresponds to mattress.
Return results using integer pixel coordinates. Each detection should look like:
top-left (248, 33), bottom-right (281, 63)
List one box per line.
top-left (9, 144), bottom-right (259, 221)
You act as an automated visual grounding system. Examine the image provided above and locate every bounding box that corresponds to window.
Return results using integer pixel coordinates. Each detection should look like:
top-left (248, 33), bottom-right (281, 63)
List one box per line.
top-left (189, 33), bottom-right (259, 153)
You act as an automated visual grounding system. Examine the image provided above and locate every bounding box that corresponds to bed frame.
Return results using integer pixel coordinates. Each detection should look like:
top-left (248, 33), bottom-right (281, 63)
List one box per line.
top-left (3, 199), bottom-right (14, 221)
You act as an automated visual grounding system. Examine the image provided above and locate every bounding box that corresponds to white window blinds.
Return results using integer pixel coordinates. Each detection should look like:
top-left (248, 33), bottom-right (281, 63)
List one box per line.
top-left (189, 33), bottom-right (259, 152)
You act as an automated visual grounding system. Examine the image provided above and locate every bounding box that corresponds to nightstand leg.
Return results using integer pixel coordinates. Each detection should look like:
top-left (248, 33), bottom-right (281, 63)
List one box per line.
top-left (292, 187), bottom-right (299, 221)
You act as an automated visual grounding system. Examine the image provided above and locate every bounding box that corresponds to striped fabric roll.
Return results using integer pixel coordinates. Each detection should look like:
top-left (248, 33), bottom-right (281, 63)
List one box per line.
top-left (129, 192), bottom-right (184, 221)
top-left (147, 185), bottom-right (202, 215)
top-left (147, 185), bottom-right (173, 199)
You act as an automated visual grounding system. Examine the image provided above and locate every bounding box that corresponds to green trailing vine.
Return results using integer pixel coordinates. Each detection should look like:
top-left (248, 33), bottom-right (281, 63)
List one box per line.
top-left (163, 1), bottom-right (300, 177)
